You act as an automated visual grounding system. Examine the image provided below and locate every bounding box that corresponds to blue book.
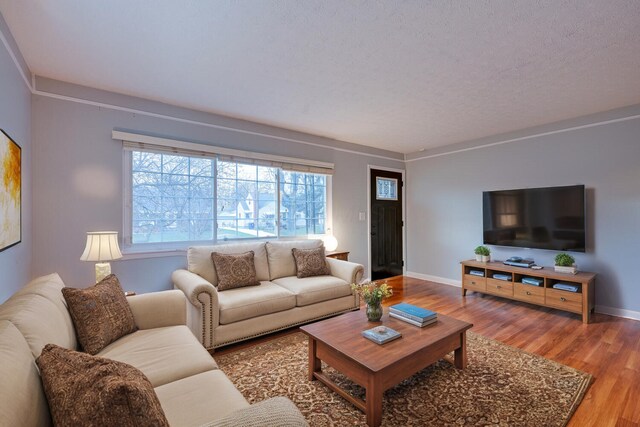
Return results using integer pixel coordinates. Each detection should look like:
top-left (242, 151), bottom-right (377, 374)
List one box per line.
top-left (493, 274), bottom-right (511, 281)
top-left (362, 327), bottom-right (402, 344)
top-left (389, 303), bottom-right (437, 321)
top-left (553, 283), bottom-right (579, 292)
top-left (522, 277), bottom-right (543, 286)
top-left (469, 270), bottom-right (485, 277)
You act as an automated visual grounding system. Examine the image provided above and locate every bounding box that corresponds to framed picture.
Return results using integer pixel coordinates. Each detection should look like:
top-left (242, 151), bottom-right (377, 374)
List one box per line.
top-left (0, 129), bottom-right (21, 252)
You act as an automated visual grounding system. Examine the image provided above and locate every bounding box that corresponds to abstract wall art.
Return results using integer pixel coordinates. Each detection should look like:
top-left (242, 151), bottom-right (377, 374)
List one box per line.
top-left (0, 129), bottom-right (21, 252)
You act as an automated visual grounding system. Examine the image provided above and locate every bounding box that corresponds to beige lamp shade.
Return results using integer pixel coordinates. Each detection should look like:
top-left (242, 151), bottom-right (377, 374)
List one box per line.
top-left (80, 231), bottom-right (123, 262)
top-left (81, 231), bottom-right (123, 283)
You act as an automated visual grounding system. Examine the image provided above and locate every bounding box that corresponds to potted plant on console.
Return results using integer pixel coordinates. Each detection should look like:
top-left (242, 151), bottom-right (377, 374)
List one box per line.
top-left (351, 281), bottom-right (393, 322)
top-left (554, 253), bottom-right (577, 274)
top-left (474, 246), bottom-right (491, 262)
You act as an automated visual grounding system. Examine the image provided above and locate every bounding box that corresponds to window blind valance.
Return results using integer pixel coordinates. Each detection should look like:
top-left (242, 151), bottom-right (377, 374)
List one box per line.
top-left (114, 130), bottom-right (334, 175)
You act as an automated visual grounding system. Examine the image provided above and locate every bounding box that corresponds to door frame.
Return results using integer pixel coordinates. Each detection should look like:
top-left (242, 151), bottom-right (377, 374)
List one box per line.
top-left (366, 165), bottom-right (406, 281)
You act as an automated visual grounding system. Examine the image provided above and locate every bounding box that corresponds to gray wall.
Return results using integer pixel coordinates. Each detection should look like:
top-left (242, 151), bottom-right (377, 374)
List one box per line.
top-left (406, 108), bottom-right (640, 313)
top-left (31, 79), bottom-right (404, 293)
top-left (0, 19), bottom-right (32, 302)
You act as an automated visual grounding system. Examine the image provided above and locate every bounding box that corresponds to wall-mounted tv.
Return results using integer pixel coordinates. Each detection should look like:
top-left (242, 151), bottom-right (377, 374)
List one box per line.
top-left (483, 185), bottom-right (585, 252)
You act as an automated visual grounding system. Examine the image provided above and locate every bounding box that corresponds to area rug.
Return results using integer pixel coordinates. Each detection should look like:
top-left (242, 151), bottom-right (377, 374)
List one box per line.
top-left (215, 332), bottom-right (591, 426)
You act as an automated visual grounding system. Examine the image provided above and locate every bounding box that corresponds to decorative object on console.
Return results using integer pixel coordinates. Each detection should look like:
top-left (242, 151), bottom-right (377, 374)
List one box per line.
top-left (0, 129), bottom-right (21, 252)
top-left (351, 280), bottom-right (393, 322)
top-left (554, 253), bottom-right (577, 274)
top-left (80, 231), bottom-right (123, 282)
top-left (36, 344), bottom-right (170, 427)
top-left (474, 245), bottom-right (490, 262)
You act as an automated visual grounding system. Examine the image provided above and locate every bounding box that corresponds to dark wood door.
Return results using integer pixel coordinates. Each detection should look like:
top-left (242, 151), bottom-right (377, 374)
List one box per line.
top-left (370, 169), bottom-right (403, 280)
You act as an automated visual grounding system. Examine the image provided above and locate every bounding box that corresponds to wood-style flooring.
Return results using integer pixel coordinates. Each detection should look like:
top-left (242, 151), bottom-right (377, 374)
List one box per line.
top-left (216, 275), bottom-right (640, 427)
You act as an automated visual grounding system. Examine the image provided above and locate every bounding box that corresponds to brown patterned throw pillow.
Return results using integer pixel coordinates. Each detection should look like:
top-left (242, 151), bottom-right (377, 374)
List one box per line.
top-left (62, 274), bottom-right (137, 355)
top-left (292, 247), bottom-right (331, 278)
top-left (36, 344), bottom-right (169, 427)
top-left (211, 251), bottom-right (261, 291)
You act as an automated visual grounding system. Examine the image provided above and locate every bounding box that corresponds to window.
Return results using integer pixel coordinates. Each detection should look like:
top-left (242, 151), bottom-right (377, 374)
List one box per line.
top-left (217, 161), bottom-right (278, 240)
top-left (376, 177), bottom-right (398, 200)
top-left (279, 171), bottom-right (326, 236)
top-left (127, 150), bottom-right (329, 246)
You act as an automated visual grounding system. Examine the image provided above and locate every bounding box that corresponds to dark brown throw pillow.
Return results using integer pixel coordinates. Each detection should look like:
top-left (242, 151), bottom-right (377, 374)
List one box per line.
top-left (36, 344), bottom-right (170, 427)
top-left (292, 247), bottom-right (331, 278)
top-left (211, 251), bottom-right (260, 291)
top-left (62, 274), bottom-right (137, 355)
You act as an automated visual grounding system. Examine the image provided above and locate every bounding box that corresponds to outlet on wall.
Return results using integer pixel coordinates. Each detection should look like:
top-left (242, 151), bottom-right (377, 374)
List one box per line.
top-left (359, 212), bottom-right (366, 221)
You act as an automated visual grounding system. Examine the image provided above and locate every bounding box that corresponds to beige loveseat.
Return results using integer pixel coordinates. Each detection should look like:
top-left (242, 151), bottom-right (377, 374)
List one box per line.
top-left (173, 239), bottom-right (364, 350)
top-left (0, 273), bottom-right (308, 427)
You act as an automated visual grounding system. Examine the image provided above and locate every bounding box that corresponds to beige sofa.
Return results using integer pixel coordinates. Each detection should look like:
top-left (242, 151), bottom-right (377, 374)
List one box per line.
top-left (0, 273), bottom-right (308, 427)
top-left (173, 239), bottom-right (364, 350)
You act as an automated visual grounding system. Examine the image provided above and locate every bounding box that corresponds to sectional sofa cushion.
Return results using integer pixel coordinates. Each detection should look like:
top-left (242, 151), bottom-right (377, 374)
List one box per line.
top-left (272, 276), bottom-right (352, 307)
top-left (155, 370), bottom-right (249, 427)
top-left (188, 242), bottom-right (270, 285)
top-left (0, 321), bottom-right (51, 427)
top-left (218, 281), bottom-right (296, 324)
top-left (292, 247), bottom-right (331, 278)
top-left (266, 239), bottom-right (323, 280)
top-left (97, 325), bottom-right (218, 387)
top-left (211, 251), bottom-right (261, 291)
top-left (62, 274), bottom-right (137, 355)
top-left (36, 343), bottom-right (169, 427)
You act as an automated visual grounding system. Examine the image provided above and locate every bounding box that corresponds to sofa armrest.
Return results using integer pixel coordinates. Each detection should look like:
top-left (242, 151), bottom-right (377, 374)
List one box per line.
top-left (327, 258), bottom-right (364, 285)
top-left (172, 269), bottom-right (220, 349)
top-left (199, 397), bottom-right (309, 427)
top-left (127, 290), bottom-right (186, 330)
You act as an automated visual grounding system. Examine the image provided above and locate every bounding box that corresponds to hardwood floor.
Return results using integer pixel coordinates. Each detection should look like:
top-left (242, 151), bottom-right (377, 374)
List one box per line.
top-left (216, 275), bottom-right (640, 426)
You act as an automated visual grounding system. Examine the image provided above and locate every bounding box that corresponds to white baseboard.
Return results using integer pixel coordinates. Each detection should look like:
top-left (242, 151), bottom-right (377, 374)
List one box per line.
top-left (406, 272), bottom-right (640, 322)
top-left (405, 271), bottom-right (461, 288)
top-left (595, 305), bottom-right (640, 321)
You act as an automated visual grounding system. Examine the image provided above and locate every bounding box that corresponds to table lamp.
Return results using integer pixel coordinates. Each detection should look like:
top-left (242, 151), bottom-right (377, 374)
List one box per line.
top-left (80, 231), bottom-right (123, 283)
top-left (323, 234), bottom-right (339, 252)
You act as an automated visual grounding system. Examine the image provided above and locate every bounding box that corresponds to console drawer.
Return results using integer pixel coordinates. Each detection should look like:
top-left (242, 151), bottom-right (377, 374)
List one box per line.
top-left (545, 288), bottom-right (582, 314)
top-left (513, 283), bottom-right (545, 305)
top-left (486, 279), bottom-right (513, 297)
top-left (463, 275), bottom-right (486, 292)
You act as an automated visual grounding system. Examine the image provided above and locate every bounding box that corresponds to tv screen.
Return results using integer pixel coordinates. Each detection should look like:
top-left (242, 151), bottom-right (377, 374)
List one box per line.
top-left (483, 185), bottom-right (585, 252)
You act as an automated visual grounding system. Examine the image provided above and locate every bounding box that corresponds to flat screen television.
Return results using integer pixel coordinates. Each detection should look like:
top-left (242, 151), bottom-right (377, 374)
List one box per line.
top-left (483, 185), bottom-right (585, 252)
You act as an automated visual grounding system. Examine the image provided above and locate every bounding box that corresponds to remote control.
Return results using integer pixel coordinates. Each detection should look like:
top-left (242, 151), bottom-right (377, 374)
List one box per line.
top-left (531, 265), bottom-right (543, 270)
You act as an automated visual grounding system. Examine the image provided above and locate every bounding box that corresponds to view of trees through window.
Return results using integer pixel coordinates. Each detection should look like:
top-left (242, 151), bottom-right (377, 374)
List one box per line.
top-left (131, 151), bottom-right (327, 244)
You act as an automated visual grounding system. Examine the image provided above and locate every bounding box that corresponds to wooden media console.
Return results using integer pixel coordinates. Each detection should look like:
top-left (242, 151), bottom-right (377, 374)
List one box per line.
top-left (461, 260), bottom-right (596, 323)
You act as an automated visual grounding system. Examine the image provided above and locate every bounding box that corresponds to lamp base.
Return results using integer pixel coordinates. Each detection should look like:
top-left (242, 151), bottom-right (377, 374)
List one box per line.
top-left (95, 262), bottom-right (112, 283)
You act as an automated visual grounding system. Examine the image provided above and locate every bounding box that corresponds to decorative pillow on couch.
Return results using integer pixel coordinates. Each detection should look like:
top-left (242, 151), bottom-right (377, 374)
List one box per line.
top-left (211, 251), bottom-right (261, 291)
top-left (292, 247), bottom-right (331, 278)
top-left (36, 343), bottom-right (169, 427)
top-left (62, 274), bottom-right (137, 355)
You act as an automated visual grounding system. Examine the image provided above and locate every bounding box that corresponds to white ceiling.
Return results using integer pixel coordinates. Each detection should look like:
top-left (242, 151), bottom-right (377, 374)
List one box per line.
top-left (1, 1), bottom-right (639, 154)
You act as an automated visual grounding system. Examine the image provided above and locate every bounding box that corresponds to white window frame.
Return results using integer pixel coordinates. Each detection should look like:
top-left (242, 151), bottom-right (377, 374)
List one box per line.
top-left (121, 144), bottom-right (333, 258)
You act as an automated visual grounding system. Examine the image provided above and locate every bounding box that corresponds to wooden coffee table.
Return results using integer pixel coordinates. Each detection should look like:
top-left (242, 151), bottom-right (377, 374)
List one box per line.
top-left (300, 309), bottom-right (472, 426)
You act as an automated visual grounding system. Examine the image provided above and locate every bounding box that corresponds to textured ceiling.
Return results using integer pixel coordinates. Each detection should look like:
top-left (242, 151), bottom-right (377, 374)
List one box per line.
top-left (1, 1), bottom-right (639, 154)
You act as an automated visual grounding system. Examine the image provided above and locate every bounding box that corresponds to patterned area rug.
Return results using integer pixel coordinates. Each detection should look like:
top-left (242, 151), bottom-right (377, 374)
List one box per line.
top-left (215, 332), bottom-right (591, 426)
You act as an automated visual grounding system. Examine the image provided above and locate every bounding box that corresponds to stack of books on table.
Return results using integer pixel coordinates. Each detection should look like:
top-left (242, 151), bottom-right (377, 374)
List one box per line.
top-left (389, 303), bottom-right (438, 327)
